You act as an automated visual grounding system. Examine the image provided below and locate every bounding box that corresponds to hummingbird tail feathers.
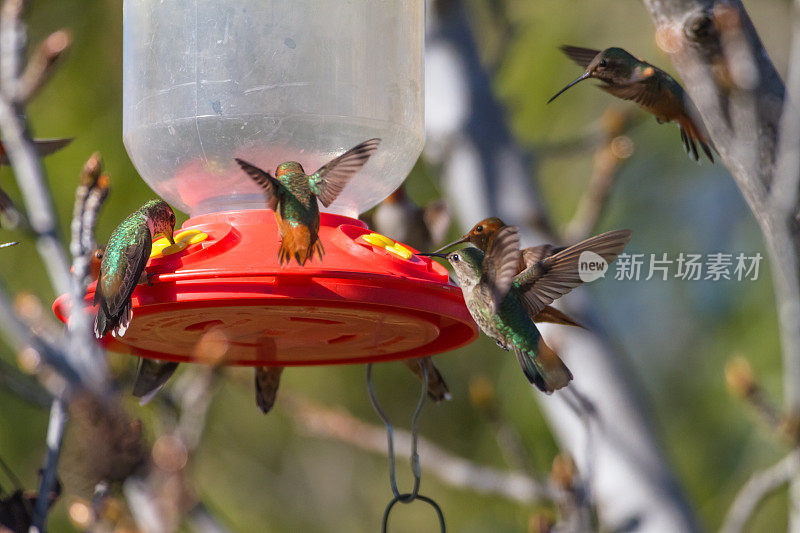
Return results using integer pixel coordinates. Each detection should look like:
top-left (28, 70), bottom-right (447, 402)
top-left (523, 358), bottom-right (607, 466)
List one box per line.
top-left (678, 116), bottom-right (715, 163)
top-left (132, 359), bottom-right (179, 404)
top-left (278, 221), bottom-right (324, 266)
top-left (515, 338), bottom-right (573, 393)
top-left (534, 305), bottom-right (585, 329)
top-left (255, 366), bottom-right (284, 414)
top-left (402, 357), bottom-right (451, 402)
top-left (93, 299), bottom-right (133, 339)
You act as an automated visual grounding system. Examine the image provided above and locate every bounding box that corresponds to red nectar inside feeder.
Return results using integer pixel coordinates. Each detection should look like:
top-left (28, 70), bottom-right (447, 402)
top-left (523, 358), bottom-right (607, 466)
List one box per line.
top-left (53, 0), bottom-right (477, 366)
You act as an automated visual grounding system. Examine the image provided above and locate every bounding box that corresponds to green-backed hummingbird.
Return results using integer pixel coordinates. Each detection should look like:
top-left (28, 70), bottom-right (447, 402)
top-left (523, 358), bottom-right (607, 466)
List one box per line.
top-left (549, 46), bottom-right (714, 162)
top-left (236, 138), bottom-right (380, 266)
top-left (422, 225), bottom-right (631, 392)
top-left (436, 217), bottom-right (582, 329)
top-left (94, 199), bottom-right (175, 338)
top-left (93, 200), bottom-right (176, 403)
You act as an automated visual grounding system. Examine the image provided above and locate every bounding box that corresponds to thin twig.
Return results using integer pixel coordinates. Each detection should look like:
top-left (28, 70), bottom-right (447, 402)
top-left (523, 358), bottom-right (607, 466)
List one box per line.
top-left (0, 3), bottom-right (71, 295)
top-left (31, 397), bottom-right (68, 532)
top-left (720, 451), bottom-right (800, 533)
top-left (0, 280), bottom-right (80, 385)
top-left (16, 29), bottom-right (71, 104)
top-left (564, 108), bottom-right (636, 242)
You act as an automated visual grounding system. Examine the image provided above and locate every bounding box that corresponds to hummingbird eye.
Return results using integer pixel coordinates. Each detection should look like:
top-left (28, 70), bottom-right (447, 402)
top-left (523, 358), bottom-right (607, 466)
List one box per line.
top-left (598, 59), bottom-right (608, 68)
top-left (451, 254), bottom-right (460, 262)
top-left (475, 225), bottom-right (483, 233)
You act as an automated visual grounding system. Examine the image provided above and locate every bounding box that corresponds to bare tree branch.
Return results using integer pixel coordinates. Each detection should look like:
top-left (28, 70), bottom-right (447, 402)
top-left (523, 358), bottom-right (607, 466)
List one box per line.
top-left (720, 451), bottom-right (800, 533)
top-left (640, 1), bottom-right (800, 529)
top-left (32, 398), bottom-right (67, 531)
top-left (425, 1), bottom-right (700, 530)
top-left (16, 29), bottom-right (71, 105)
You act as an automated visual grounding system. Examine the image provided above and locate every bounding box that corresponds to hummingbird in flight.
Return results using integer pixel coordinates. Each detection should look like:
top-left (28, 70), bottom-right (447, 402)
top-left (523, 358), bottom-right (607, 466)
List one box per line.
top-left (422, 226), bottom-right (631, 392)
top-left (236, 138), bottom-right (381, 266)
top-left (436, 217), bottom-right (583, 329)
top-left (548, 46), bottom-right (714, 163)
top-left (93, 199), bottom-right (176, 402)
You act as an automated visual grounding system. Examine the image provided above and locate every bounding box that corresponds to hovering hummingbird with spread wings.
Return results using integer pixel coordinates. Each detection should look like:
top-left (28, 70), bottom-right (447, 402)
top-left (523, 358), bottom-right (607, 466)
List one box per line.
top-left (422, 226), bottom-right (631, 392)
top-left (435, 217), bottom-right (583, 329)
top-left (236, 138), bottom-right (381, 266)
top-left (549, 45), bottom-right (714, 163)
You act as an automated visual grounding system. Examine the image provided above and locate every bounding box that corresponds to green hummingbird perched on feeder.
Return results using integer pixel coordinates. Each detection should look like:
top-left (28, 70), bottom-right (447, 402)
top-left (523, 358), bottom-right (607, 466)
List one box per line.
top-left (93, 199), bottom-right (176, 402)
top-left (549, 46), bottom-right (714, 163)
top-left (236, 138), bottom-right (381, 266)
top-left (436, 217), bottom-right (584, 329)
top-left (94, 199), bottom-right (175, 338)
top-left (422, 226), bottom-right (631, 392)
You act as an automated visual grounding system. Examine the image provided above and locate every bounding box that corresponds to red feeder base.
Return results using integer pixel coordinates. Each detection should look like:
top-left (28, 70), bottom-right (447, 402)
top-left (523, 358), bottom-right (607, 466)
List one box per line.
top-left (52, 210), bottom-right (477, 366)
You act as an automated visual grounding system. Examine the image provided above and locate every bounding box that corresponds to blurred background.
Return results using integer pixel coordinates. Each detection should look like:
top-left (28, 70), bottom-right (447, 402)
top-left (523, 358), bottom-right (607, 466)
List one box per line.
top-left (0, 0), bottom-right (793, 531)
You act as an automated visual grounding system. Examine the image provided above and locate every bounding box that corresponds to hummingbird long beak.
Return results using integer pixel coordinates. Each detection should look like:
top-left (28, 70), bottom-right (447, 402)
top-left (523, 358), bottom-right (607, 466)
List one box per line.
top-left (417, 252), bottom-right (448, 259)
top-left (547, 72), bottom-right (591, 104)
top-left (160, 228), bottom-right (176, 245)
top-left (431, 236), bottom-right (469, 255)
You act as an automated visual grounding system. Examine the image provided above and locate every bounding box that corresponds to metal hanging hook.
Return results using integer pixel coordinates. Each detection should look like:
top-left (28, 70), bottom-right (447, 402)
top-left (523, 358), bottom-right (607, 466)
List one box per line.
top-left (365, 360), bottom-right (446, 533)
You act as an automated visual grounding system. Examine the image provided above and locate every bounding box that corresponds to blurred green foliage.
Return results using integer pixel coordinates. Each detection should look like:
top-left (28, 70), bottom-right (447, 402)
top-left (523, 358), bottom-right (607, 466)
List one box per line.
top-left (0, 0), bottom-right (793, 531)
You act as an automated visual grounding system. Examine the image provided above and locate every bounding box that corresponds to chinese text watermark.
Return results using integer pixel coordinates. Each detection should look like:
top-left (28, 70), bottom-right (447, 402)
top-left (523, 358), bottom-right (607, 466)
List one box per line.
top-left (609, 252), bottom-right (763, 281)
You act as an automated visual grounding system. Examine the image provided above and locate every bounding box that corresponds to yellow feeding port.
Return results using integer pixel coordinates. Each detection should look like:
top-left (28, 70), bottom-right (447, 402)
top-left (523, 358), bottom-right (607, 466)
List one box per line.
top-left (358, 233), bottom-right (414, 261)
top-left (150, 229), bottom-right (208, 258)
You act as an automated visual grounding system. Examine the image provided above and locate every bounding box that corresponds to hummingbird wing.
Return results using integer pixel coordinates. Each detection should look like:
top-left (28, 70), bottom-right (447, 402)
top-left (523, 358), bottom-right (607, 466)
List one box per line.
top-left (94, 224), bottom-right (151, 336)
top-left (402, 357), bottom-right (451, 402)
top-left (600, 76), bottom-right (662, 109)
top-left (133, 358), bottom-right (179, 404)
top-left (0, 137), bottom-right (73, 165)
top-left (0, 186), bottom-right (21, 228)
top-left (521, 244), bottom-right (565, 268)
top-left (309, 138), bottom-right (381, 207)
top-left (235, 158), bottom-right (281, 211)
top-left (481, 225), bottom-right (522, 312)
top-left (560, 45), bottom-right (602, 68)
top-left (513, 229), bottom-right (632, 317)
top-left (255, 366), bottom-right (283, 414)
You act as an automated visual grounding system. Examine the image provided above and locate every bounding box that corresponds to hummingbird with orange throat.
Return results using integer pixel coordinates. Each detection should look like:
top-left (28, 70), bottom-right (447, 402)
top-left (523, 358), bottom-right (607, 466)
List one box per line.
top-left (436, 217), bottom-right (583, 329)
top-left (236, 138), bottom-right (380, 266)
top-left (549, 46), bottom-right (714, 163)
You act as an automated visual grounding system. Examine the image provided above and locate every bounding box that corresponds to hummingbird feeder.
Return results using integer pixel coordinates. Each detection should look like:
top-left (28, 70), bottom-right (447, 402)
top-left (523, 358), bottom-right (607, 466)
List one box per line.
top-left (53, 0), bottom-right (477, 367)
